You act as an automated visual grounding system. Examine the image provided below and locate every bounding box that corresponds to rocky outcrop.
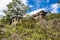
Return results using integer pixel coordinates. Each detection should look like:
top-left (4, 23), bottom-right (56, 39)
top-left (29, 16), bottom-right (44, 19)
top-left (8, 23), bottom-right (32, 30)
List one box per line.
top-left (32, 10), bottom-right (48, 20)
top-left (38, 19), bottom-right (60, 28)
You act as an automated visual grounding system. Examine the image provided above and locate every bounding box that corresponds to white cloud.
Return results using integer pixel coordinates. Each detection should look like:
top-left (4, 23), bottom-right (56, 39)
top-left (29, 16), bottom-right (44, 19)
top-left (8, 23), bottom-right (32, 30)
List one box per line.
top-left (0, 0), bottom-right (28, 10)
top-left (51, 3), bottom-right (60, 8)
top-left (21, 0), bottom-right (28, 5)
top-left (27, 8), bottom-right (46, 15)
top-left (0, 0), bottom-right (12, 15)
top-left (23, 8), bottom-right (46, 17)
top-left (50, 3), bottom-right (60, 13)
top-left (0, 12), bottom-right (6, 16)
top-left (0, 0), bottom-right (28, 16)
top-left (0, 0), bottom-right (12, 10)
top-left (0, 0), bottom-right (12, 16)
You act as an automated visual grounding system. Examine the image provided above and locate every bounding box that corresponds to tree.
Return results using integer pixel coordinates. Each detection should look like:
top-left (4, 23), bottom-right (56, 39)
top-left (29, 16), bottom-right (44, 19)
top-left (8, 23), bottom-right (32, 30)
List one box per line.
top-left (2, 0), bottom-right (28, 24)
top-left (4, 0), bottom-right (28, 17)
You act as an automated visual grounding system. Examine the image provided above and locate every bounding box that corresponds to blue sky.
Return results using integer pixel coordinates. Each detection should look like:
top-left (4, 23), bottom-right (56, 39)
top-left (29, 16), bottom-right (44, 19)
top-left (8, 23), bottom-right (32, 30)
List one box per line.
top-left (27, 0), bottom-right (60, 13)
top-left (0, 0), bottom-right (60, 16)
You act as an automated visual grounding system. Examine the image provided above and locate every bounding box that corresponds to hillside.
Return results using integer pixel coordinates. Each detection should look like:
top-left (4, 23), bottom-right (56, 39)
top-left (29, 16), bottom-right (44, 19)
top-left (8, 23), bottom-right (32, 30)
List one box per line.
top-left (0, 13), bottom-right (60, 40)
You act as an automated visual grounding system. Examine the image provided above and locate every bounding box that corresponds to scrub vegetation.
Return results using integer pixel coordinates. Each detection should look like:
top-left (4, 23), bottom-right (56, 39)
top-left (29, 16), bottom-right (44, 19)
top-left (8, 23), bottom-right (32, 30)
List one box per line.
top-left (0, 0), bottom-right (60, 40)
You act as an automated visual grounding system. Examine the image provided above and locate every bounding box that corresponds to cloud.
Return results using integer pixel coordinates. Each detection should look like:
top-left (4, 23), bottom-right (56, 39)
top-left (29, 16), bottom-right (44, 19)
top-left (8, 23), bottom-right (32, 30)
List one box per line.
top-left (21, 0), bottom-right (28, 5)
top-left (27, 8), bottom-right (46, 15)
top-left (50, 3), bottom-right (60, 13)
top-left (0, 0), bottom-right (12, 10)
top-left (0, 0), bottom-right (28, 10)
top-left (0, 0), bottom-right (12, 16)
top-left (24, 8), bottom-right (46, 17)
top-left (0, 12), bottom-right (5, 16)
top-left (51, 3), bottom-right (60, 8)
top-left (0, 0), bottom-right (28, 16)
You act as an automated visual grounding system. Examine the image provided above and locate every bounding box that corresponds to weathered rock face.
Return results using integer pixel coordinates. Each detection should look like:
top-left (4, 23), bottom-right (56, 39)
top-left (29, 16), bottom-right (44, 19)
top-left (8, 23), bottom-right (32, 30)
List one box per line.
top-left (11, 15), bottom-right (23, 26)
top-left (32, 10), bottom-right (48, 20)
top-left (38, 19), bottom-right (60, 28)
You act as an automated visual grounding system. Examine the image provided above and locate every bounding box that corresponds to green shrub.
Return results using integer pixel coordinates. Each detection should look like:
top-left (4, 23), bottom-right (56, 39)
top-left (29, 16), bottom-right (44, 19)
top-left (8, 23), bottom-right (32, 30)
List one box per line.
top-left (44, 13), bottom-right (60, 21)
top-left (0, 14), bottom-right (60, 40)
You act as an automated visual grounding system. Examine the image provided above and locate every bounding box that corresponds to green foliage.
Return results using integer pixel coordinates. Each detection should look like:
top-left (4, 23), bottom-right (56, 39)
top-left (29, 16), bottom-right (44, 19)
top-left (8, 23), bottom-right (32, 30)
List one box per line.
top-left (0, 0), bottom-right (60, 40)
top-left (1, 17), bottom-right (12, 24)
top-left (4, 0), bottom-right (28, 17)
top-left (44, 13), bottom-right (60, 21)
top-left (0, 16), bottom-right (60, 40)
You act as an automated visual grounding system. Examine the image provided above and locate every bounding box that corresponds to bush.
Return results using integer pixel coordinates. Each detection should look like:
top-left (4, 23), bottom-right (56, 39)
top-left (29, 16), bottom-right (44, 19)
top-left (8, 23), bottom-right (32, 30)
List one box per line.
top-left (44, 13), bottom-right (60, 21)
top-left (0, 14), bottom-right (60, 40)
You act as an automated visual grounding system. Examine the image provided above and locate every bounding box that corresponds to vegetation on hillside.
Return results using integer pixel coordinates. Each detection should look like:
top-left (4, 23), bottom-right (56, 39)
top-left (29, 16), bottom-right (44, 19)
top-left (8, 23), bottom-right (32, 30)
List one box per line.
top-left (44, 13), bottom-right (60, 21)
top-left (0, 0), bottom-right (60, 40)
top-left (0, 13), bottom-right (60, 40)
